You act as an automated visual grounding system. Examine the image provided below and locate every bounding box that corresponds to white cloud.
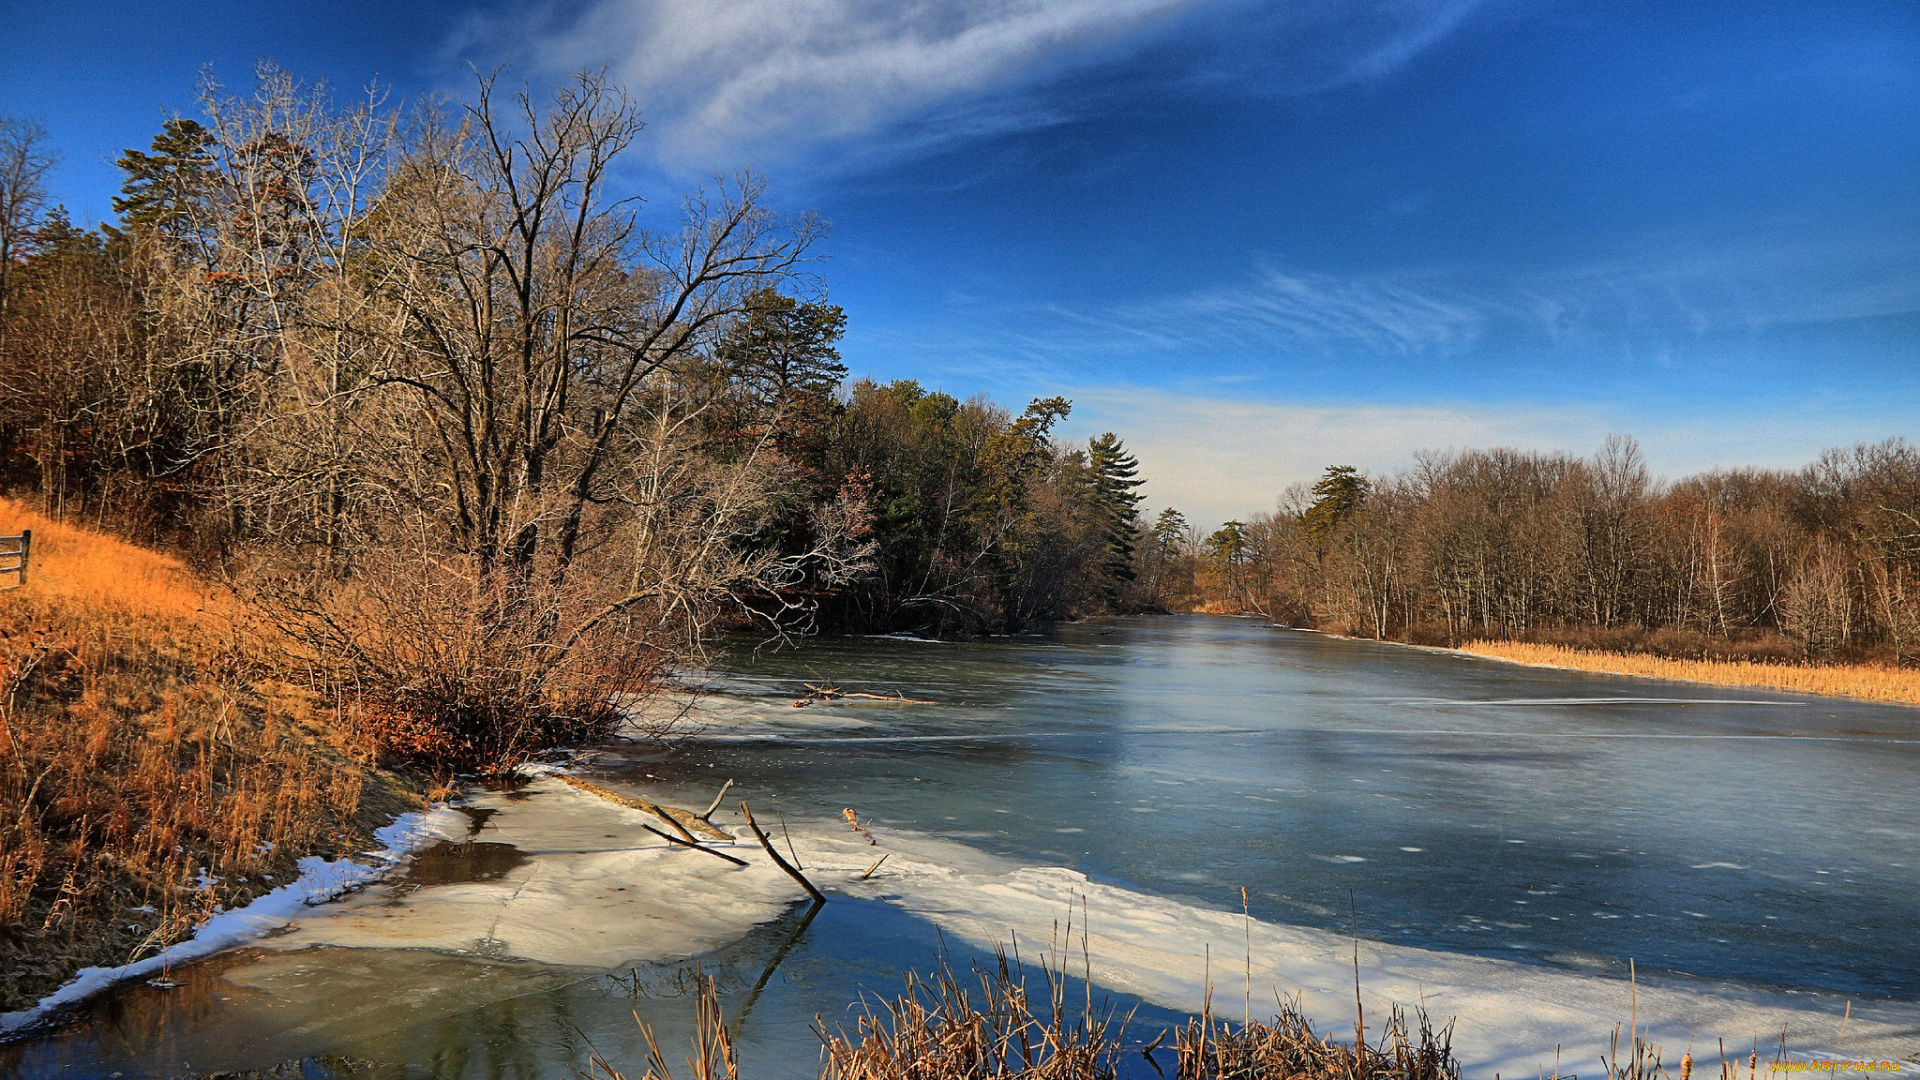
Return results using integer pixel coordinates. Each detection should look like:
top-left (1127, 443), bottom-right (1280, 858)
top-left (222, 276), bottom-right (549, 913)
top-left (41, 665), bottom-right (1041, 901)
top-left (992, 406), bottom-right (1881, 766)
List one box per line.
top-left (491, 0), bottom-right (1197, 166)
top-left (462, 0), bottom-right (1493, 170)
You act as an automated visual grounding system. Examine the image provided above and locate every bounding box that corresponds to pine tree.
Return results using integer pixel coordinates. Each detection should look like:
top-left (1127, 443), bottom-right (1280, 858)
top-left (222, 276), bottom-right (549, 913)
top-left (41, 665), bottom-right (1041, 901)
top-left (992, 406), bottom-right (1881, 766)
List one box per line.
top-left (112, 118), bottom-right (217, 238)
top-left (1088, 432), bottom-right (1144, 605)
top-left (1152, 507), bottom-right (1188, 557)
top-left (1301, 464), bottom-right (1369, 558)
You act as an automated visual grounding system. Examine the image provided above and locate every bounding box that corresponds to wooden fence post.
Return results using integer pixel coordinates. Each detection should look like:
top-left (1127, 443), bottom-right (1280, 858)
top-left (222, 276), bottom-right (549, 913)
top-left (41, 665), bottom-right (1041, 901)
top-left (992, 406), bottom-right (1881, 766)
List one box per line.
top-left (0, 529), bottom-right (28, 589)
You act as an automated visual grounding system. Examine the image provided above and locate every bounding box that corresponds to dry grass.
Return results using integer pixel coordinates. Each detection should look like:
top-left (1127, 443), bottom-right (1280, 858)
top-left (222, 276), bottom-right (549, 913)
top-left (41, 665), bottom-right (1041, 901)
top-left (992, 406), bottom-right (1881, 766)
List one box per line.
top-left (1461, 640), bottom-right (1920, 707)
top-left (817, 949), bottom-right (1127, 1080)
top-left (0, 498), bottom-right (411, 1013)
top-left (1174, 997), bottom-right (1459, 1080)
top-left (593, 944), bottom-right (1463, 1080)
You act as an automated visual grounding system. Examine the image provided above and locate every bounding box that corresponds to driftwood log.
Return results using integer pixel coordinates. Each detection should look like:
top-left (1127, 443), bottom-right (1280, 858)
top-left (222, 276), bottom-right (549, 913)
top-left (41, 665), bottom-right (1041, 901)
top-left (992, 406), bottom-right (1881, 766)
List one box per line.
top-left (797, 683), bottom-right (939, 706)
top-left (556, 774), bottom-right (734, 841)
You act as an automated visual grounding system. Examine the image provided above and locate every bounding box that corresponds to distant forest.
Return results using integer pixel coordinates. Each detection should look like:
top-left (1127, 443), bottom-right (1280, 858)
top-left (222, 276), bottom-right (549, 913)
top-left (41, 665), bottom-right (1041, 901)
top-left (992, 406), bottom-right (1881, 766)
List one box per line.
top-left (1148, 436), bottom-right (1920, 666)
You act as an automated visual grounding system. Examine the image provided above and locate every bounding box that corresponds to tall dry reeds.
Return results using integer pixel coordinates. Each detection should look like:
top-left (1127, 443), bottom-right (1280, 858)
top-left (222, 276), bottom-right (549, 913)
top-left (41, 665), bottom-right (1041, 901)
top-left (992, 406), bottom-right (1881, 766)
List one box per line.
top-left (817, 949), bottom-right (1127, 1080)
top-left (0, 498), bottom-right (396, 1012)
top-left (1174, 995), bottom-right (1459, 1080)
top-left (1461, 640), bottom-right (1920, 707)
top-left (588, 971), bottom-right (741, 1080)
top-left (597, 943), bottom-right (1464, 1080)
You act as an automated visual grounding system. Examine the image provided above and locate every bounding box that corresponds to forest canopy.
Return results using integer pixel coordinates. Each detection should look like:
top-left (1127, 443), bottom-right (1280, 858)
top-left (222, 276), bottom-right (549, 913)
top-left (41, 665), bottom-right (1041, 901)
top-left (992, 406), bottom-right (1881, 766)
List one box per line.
top-left (0, 66), bottom-right (1149, 769)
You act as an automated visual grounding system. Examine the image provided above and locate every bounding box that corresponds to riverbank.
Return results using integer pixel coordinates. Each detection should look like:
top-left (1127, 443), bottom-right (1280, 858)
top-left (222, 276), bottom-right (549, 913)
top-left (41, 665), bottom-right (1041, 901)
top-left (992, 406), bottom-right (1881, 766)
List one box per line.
top-left (0, 500), bottom-right (425, 1014)
top-left (1457, 640), bottom-right (1920, 708)
top-left (14, 751), bottom-right (1916, 1078)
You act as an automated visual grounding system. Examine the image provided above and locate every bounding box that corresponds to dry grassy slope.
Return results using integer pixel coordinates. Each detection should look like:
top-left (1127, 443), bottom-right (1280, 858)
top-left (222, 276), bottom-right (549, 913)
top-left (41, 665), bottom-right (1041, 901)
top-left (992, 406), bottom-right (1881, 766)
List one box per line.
top-left (0, 500), bottom-right (422, 1013)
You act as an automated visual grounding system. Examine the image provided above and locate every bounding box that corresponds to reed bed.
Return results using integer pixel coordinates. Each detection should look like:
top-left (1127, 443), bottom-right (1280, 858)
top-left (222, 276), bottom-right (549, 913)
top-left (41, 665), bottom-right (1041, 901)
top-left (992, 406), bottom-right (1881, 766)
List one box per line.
top-left (1461, 640), bottom-right (1920, 707)
top-left (595, 948), bottom-right (1464, 1080)
top-left (1175, 994), bottom-right (1460, 1080)
top-left (817, 949), bottom-right (1129, 1080)
top-left (0, 499), bottom-right (403, 1013)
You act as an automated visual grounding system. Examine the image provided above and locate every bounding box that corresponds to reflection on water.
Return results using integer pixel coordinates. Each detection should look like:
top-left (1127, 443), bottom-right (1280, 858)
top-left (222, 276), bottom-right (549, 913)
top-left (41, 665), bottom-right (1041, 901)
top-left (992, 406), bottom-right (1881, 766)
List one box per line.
top-left (401, 841), bottom-right (528, 886)
top-left (5, 898), bottom-right (1184, 1079)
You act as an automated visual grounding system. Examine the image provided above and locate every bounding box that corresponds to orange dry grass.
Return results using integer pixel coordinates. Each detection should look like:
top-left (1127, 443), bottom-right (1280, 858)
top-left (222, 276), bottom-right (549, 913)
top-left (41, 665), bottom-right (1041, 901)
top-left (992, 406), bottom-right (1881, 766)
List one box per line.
top-left (1460, 641), bottom-right (1920, 708)
top-left (0, 499), bottom-right (216, 623)
top-left (0, 499), bottom-right (385, 1013)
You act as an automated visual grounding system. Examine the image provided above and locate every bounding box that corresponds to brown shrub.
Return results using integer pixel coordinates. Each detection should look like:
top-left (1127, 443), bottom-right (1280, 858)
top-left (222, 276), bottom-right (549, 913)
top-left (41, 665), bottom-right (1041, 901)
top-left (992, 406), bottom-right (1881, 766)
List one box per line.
top-left (238, 548), bottom-right (666, 776)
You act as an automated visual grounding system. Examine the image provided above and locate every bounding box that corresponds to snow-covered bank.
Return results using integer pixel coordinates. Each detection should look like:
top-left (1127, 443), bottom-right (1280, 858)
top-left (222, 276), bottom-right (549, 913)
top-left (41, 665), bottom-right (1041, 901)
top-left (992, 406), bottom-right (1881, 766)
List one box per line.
top-left (0, 806), bottom-right (471, 1038)
top-left (261, 774), bottom-right (815, 966)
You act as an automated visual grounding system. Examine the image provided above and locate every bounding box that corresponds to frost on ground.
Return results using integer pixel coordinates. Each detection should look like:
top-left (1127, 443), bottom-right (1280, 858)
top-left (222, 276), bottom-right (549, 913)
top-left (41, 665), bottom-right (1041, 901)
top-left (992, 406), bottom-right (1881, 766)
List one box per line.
top-left (0, 806), bottom-right (471, 1037)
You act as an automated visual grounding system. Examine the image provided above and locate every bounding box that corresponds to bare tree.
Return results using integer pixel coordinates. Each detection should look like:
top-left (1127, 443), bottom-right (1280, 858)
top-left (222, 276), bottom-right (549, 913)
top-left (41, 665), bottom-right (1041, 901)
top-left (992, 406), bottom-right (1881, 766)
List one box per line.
top-left (0, 115), bottom-right (60, 340)
top-left (219, 69), bottom-right (860, 769)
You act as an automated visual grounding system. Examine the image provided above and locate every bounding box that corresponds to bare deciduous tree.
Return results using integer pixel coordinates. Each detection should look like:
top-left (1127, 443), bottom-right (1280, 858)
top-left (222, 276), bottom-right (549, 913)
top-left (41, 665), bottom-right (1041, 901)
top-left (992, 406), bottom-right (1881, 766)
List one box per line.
top-left (0, 115), bottom-right (60, 341)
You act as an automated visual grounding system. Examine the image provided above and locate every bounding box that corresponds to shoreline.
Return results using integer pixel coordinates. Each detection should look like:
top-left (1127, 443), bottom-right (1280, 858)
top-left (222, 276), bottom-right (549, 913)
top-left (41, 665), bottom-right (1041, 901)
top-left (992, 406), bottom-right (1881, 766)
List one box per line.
top-left (9, 760), bottom-right (1918, 1077)
top-left (1213, 614), bottom-right (1920, 710)
top-left (0, 807), bottom-right (467, 1039)
top-left (1450, 640), bottom-right (1920, 709)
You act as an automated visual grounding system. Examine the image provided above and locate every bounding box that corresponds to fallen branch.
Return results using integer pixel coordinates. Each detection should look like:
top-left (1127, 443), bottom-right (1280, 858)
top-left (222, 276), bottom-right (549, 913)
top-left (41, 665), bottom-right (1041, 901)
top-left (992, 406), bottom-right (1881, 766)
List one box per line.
top-left (740, 801), bottom-right (826, 904)
top-left (699, 779), bottom-right (735, 821)
top-left (555, 774), bottom-right (733, 841)
top-left (843, 807), bottom-right (876, 845)
top-left (640, 823), bottom-right (749, 867)
top-left (858, 854), bottom-right (888, 880)
top-left (802, 682), bottom-right (939, 705)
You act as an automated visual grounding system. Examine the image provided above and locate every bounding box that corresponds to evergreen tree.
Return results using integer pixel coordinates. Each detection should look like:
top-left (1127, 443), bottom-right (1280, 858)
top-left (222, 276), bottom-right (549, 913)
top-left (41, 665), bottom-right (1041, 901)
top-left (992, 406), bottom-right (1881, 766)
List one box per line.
top-left (113, 118), bottom-right (217, 239)
top-left (1152, 507), bottom-right (1188, 557)
top-left (1301, 464), bottom-right (1369, 557)
top-left (1204, 519), bottom-right (1251, 608)
top-left (1087, 432), bottom-right (1144, 605)
top-left (717, 287), bottom-right (848, 403)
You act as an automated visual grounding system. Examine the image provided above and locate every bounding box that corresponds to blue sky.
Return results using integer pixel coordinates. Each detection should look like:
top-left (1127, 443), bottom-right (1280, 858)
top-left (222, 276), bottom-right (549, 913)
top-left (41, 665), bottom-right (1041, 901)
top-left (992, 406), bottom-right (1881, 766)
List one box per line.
top-left (4, 0), bottom-right (1915, 525)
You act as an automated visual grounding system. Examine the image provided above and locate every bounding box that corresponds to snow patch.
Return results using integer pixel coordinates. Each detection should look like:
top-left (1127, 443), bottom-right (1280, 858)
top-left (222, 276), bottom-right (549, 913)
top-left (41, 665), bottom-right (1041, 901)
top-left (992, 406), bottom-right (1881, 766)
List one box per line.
top-left (0, 807), bottom-right (467, 1036)
top-left (761, 827), bottom-right (1920, 1080)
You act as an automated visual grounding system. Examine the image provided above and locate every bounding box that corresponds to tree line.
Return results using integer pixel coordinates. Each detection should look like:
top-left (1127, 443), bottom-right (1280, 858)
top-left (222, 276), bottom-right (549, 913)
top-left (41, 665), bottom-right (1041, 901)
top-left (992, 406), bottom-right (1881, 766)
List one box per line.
top-left (1140, 435), bottom-right (1920, 665)
top-left (0, 67), bottom-right (1147, 768)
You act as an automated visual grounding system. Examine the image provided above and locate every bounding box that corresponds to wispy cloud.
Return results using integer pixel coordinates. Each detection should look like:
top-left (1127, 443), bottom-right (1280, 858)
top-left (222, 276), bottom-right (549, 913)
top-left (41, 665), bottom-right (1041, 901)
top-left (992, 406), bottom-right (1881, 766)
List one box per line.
top-left (458, 0), bottom-right (1492, 170)
top-left (1180, 266), bottom-right (1489, 355)
top-left (466, 0), bottom-right (1194, 167)
top-left (1017, 232), bottom-right (1920, 366)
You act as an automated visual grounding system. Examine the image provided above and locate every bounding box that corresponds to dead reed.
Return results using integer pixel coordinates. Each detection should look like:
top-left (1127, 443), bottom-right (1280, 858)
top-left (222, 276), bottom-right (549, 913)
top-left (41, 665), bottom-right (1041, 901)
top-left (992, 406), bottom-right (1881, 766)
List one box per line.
top-left (596, 941), bottom-right (1464, 1080)
top-left (817, 948), bottom-right (1127, 1080)
top-left (1171, 987), bottom-right (1460, 1080)
top-left (588, 971), bottom-right (741, 1080)
top-left (0, 499), bottom-right (408, 1013)
top-left (1461, 640), bottom-right (1920, 707)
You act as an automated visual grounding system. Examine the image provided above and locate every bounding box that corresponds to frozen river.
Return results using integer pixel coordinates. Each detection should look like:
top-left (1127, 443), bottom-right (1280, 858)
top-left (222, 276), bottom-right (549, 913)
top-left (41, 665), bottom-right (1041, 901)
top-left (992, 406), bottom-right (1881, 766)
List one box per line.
top-left (10, 616), bottom-right (1920, 1077)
